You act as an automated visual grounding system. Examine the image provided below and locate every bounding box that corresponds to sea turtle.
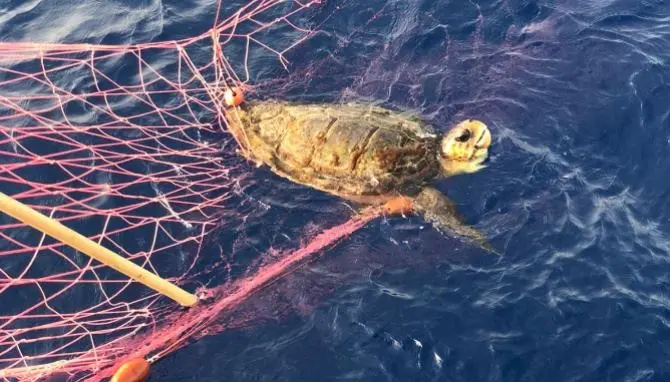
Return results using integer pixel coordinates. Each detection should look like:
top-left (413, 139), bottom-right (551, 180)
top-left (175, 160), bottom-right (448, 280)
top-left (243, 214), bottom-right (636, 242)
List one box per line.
top-left (225, 97), bottom-right (495, 252)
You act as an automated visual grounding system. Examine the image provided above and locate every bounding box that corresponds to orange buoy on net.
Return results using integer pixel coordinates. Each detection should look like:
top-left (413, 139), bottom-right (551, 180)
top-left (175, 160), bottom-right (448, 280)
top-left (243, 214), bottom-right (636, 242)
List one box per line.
top-left (223, 86), bottom-right (244, 107)
top-left (111, 358), bottom-right (150, 382)
top-left (382, 197), bottom-right (414, 216)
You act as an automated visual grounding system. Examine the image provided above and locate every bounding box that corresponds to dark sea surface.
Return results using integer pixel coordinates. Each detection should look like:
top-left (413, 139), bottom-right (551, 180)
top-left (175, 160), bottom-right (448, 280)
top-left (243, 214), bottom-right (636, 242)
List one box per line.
top-left (4, 0), bottom-right (670, 381)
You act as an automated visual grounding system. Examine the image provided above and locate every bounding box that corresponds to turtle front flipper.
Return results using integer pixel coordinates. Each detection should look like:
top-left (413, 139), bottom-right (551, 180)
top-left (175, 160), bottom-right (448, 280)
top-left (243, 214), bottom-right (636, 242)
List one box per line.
top-left (409, 187), bottom-right (499, 255)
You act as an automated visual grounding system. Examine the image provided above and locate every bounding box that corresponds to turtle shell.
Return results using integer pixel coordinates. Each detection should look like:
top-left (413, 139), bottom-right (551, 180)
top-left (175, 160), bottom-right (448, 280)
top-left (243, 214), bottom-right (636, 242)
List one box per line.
top-left (227, 100), bottom-right (442, 201)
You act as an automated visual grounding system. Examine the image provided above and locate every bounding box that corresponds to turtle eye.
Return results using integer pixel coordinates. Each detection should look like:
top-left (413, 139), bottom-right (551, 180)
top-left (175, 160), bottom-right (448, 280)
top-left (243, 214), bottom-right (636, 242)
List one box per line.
top-left (455, 129), bottom-right (472, 142)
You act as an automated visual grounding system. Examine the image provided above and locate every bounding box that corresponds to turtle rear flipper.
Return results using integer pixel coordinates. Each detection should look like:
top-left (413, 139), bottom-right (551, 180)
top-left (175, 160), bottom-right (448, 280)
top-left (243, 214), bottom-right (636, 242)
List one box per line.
top-left (411, 187), bottom-right (499, 255)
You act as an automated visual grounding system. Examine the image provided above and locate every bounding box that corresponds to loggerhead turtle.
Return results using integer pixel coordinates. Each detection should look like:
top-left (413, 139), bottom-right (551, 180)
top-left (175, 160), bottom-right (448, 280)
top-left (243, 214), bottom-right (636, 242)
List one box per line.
top-left (225, 97), bottom-right (496, 253)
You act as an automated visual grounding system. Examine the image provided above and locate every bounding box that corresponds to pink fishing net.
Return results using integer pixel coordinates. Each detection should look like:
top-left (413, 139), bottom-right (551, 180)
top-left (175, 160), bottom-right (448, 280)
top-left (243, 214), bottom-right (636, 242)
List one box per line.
top-left (0, 1), bottom-right (383, 380)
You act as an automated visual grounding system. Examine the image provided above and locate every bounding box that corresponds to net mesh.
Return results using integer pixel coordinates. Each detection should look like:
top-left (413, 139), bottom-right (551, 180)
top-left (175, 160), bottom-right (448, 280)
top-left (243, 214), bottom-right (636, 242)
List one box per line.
top-left (0, 1), bottom-right (384, 380)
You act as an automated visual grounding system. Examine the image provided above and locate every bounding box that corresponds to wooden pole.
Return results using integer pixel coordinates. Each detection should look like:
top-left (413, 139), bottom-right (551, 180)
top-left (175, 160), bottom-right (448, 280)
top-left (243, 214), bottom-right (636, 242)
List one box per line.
top-left (0, 191), bottom-right (198, 307)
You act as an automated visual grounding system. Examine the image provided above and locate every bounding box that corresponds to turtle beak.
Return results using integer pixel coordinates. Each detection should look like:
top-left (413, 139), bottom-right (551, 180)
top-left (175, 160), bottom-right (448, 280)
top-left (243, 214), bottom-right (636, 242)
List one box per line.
top-left (476, 126), bottom-right (492, 164)
top-left (474, 124), bottom-right (492, 150)
top-left (466, 120), bottom-right (491, 166)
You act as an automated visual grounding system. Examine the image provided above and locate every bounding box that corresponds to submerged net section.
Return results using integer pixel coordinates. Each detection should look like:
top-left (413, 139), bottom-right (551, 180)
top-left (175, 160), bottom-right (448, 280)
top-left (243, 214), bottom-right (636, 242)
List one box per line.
top-left (0, 1), bottom-right (348, 380)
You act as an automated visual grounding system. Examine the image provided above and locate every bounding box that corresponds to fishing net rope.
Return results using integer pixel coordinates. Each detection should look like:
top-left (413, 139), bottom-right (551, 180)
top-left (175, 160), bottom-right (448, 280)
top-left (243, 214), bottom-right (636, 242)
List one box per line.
top-left (0, 1), bottom-right (382, 380)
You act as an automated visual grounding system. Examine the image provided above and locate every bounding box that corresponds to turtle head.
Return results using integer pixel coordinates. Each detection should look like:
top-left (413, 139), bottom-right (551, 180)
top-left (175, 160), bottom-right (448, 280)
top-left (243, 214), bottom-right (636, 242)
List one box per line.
top-left (438, 119), bottom-right (492, 176)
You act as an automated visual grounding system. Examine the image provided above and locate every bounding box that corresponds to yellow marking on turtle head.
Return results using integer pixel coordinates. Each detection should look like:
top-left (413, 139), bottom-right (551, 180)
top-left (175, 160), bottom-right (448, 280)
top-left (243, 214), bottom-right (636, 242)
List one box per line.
top-left (439, 119), bottom-right (492, 176)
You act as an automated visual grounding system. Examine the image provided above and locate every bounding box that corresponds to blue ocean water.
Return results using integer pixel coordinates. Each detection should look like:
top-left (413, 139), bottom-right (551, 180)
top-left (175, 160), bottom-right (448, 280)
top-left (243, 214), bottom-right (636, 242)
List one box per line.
top-left (4, 0), bottom-right (670, 381)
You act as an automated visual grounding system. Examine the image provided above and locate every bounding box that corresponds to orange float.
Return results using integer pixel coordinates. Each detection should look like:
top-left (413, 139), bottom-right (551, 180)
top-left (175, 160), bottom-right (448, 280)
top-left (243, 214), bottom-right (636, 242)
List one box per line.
top-left (382, 197), bottom-right (414, 216)
top-left (223, 86), bottom-right (244, 107)
top-left (110, 358), bottom-right (150, 382)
